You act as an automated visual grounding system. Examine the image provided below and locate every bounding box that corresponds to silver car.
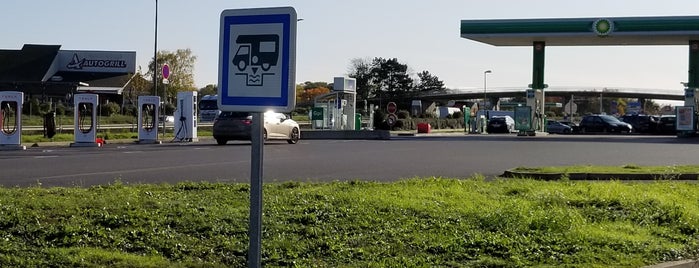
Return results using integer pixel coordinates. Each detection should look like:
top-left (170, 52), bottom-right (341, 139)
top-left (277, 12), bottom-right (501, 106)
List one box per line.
top-left (213, 111), bottom-right (300, 145)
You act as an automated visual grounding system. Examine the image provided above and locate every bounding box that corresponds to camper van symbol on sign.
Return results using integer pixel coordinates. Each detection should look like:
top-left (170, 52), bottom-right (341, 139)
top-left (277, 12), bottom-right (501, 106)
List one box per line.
top-left (218, 7), bottom-right (296, 113)
top-left (233, 34), bottom-right (279, 86)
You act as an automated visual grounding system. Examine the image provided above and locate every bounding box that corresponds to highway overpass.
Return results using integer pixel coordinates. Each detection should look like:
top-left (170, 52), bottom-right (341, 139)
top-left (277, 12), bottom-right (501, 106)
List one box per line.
top-left (420, 86), bottom-right (684, 102)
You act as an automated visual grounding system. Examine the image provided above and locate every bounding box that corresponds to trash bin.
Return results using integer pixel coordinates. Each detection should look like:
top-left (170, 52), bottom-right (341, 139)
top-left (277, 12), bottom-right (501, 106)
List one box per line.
top-left (355, 113), bottom-right (362, 130)
top-left (417, 122), bottom-right (431, 133)
top-left (43, 112), bottom-right (56, 138)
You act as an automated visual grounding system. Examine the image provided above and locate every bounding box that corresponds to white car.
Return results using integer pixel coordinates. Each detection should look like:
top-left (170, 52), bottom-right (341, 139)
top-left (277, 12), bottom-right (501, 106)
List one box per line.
top-left (213, 111), bottom-right (300, 145)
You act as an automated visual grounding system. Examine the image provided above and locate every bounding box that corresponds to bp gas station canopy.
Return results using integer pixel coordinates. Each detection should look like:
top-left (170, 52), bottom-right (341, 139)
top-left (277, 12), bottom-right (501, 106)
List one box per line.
top-left (460, 15), bottom-right (699, 90)
top-left (461, 16), bottom-right (699, 46)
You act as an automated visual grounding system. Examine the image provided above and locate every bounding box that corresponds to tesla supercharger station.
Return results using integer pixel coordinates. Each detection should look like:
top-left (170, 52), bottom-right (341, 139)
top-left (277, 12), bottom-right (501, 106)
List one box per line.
top-left (173, 91), bottom-right (197, 142)
top-left (138, 96), bottom-right (160, 143)
top-left (71, 94), bottom-right (100, 147)
top-left (0, 91), bottom-right (25, 150)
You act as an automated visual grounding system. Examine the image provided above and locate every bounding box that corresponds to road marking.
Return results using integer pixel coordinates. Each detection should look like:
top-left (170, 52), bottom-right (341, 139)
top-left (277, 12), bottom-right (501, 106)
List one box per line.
top-left (35, 156), bottom-right (58, 159)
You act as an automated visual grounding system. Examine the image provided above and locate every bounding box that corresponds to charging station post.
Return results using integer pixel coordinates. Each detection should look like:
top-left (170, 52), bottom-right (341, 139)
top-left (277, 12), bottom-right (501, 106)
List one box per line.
top-left (71, 94), bottom-right (100, 147)
top-left (0, 91), bottom-right (26, 151)
top-left (138, 96), bottom-right (161, 144)
top-left (173, 91), bottom-right (198, 142)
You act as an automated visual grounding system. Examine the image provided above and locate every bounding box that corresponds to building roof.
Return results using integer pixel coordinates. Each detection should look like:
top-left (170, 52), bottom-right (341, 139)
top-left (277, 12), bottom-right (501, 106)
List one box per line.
top-left (0, 44), bottom-right (60, 82)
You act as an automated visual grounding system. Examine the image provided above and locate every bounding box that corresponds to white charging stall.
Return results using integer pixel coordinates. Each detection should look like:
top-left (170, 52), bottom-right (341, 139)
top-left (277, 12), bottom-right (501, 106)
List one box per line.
top-left (71, 93), bottom-right (100, 147)
top-left (173, 91), bottom-right (198, 142)
top-left (138, 96), bottom-right (161, 143)
top-left (0, 91), bottom-right (25, 150)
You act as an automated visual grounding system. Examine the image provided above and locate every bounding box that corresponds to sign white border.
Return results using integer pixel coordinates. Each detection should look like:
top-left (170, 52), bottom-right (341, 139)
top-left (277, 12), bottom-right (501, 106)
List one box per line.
top-left (217, 7), bottom-right (297, 113)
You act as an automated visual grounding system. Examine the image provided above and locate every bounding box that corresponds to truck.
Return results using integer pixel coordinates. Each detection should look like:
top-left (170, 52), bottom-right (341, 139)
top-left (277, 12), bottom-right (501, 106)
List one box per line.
top-left (198, 95), bottom-right (220, 122)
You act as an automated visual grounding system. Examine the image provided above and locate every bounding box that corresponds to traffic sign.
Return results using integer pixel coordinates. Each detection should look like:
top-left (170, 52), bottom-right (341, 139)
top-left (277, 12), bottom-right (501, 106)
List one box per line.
top-left (162, 64), bottom-right (170, 79)
top-left (217, 7), bottom-right (297, 113)
top-left (387, 102), bottom-right (397, 114)
top-left (386, 113), bottom-right (398, 127)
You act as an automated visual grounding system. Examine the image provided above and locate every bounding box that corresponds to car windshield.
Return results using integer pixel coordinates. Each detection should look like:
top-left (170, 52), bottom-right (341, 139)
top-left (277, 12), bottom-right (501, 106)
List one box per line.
top-left (600, 115), bottom-right (621, 123)
top-left (199, 100), bottom-right (217, 110)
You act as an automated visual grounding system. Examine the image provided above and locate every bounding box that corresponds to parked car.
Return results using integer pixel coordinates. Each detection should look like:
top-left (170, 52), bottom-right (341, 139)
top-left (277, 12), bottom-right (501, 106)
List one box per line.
top-left (559, 120), bottom-right (580, 133)
top-left (578, 114), bottom-right (632, 133)
top-left (213, 111), bottom-right (300, 145)
top-left (546, 120), bottom-right (573, 134)
top-left (620, 114), bottom-right (659, 133)
top-left (656, 115), bottom-right (677, 135)
top-left (487, 116), bottom-right (515, 133)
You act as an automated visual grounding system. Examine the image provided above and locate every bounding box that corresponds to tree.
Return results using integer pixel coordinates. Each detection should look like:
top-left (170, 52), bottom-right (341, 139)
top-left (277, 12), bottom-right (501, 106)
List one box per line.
top-left (414, 70), bottom-right (445, 93)
top-left (299, 87), bottom-right (330, 105)
top-left (301, 81), bottom-right (329, 90)
top-left (121, 66), bottom-right (152, 115)
top-left (370, 57), bottom-right (413, 101)
top-left (146, 48), bottom-right (197, 103)
top-left (347, 57), bottom-right (373, 102)
top-left (199, 84), bottom-right (217, 96)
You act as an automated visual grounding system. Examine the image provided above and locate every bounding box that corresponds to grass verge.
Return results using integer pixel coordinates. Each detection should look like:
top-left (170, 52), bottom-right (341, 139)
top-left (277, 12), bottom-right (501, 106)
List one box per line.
top-left (0, 178), bottom-right (697, 267)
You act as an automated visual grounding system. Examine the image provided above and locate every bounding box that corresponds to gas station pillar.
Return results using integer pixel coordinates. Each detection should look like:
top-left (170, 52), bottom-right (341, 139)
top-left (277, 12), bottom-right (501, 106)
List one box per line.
top-left (525, 41), bottom-right (546, 134)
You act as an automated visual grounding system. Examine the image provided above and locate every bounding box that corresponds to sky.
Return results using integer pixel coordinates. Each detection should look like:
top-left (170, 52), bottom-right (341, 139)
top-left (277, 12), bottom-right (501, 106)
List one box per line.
top-left (1, 0), bottom-right (697, 97)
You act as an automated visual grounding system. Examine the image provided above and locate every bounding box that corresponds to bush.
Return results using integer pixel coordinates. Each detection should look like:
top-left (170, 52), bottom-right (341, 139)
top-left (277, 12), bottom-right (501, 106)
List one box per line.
top-left (397, 110), bottom-right (411, 119)
top-left (99, 102), bottom-right (120, 117)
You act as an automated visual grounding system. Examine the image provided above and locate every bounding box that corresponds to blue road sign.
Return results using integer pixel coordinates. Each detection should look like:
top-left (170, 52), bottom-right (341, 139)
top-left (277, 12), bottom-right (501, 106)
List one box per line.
top-left (218, 7), bottom-right (297, 112)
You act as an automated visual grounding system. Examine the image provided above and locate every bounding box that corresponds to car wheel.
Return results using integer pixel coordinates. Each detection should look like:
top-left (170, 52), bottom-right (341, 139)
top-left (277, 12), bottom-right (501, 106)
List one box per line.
top-left (580, 127), bottom-right (586, 134)
top-left (216, 138), bottom-right (227, 145)
top-left (287, 127), bottom-right (300, 144)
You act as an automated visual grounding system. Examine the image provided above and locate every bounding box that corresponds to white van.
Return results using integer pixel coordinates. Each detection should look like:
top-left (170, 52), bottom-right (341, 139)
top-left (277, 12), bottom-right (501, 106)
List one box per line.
top-left (198, 95), bottom-right (220, 122)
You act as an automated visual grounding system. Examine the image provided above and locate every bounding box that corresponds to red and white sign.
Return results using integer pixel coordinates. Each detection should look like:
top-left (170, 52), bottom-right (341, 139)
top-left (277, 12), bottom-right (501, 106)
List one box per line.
top-left (387, 102), bottom-right (397, 114)
top-left (162, 64), bottom-right (170, 79)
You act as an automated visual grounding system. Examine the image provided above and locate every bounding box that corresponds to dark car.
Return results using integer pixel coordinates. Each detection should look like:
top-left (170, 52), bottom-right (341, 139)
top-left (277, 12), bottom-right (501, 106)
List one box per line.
top-left (620, 114), bottom-right (659, 133)
top-left (213, 111), bottom-right (300, 145)
top-left (546, 120), bottom-right (573, 134)
top-left (487, 116), bottom-right (515, 133)
top-left (559, 121), bottom-right (580, 133)
top-left (656, 115), bottom-right (677, 135)
top-left (579, 115), bottom-right (632, 133)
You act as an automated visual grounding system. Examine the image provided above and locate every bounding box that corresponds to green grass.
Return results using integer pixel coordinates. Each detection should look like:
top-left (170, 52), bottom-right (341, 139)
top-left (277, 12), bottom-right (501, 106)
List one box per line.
top-left (0, 178), bottom-right (697, 267)
top-left (511, 164), bottom-right (699, 174)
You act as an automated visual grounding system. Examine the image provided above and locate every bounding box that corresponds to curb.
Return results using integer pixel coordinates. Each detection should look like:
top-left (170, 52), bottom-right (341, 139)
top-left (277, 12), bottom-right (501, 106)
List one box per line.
top-left (501, 170), bottom-right (699, 180)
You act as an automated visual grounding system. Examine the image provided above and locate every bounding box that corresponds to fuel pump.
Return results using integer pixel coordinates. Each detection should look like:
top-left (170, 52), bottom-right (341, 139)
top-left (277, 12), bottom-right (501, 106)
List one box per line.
top-left (138, 96), bottom-right (161, 143)
top-left (173, 91), bottom-right (197, 142)
top-left (525, 89), bottom-right (545, 134)
top-left (0, 91), bottom-right (25, 150)
top-left (71, 94), bottom-right (100, 147)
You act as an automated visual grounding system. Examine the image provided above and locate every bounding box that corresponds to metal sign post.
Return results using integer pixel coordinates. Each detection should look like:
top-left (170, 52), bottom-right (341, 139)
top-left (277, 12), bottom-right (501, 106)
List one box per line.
top-left (218, 7), bottom-right (297, 268)
top-left (249, 112), bottom-right (264, 267)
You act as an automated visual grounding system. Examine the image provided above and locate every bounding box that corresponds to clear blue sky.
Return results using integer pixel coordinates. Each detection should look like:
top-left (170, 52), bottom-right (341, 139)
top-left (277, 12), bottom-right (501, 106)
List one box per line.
top-left (1, 0), bottom-right (696, 94)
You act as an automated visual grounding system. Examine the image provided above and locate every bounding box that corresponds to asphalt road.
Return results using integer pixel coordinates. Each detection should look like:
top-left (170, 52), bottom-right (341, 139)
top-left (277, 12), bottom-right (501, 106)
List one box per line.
top-left (2, 134), bottom-right (698, 187)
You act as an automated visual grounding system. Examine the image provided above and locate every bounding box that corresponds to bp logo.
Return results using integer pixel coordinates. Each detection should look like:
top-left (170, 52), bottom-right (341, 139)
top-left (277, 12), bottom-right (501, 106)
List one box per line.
top-left (593, 19), bottom-right (613, 36)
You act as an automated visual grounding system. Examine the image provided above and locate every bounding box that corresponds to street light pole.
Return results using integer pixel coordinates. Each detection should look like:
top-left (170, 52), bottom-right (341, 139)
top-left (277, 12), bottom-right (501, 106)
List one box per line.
top-left (483, 70), bottom-right (492, 110)
top-left (153, 0), bottom-right (158, 98)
